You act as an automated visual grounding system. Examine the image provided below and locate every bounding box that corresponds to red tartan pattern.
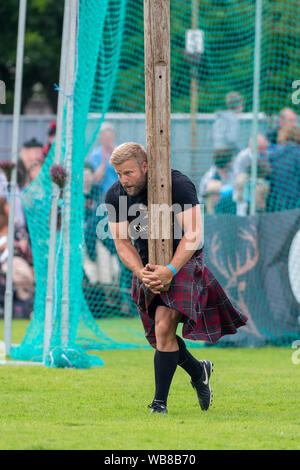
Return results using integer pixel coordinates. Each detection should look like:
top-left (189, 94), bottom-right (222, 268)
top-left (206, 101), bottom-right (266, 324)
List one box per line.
top-left (131, 251), bottom-right (248, 346)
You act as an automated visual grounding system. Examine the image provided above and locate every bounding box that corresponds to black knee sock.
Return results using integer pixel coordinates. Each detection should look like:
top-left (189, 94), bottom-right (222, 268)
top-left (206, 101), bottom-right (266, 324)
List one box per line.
top-left (154, 349), bottom-right (179, 406)
top-left (176, 335), bottom-right (203, 381)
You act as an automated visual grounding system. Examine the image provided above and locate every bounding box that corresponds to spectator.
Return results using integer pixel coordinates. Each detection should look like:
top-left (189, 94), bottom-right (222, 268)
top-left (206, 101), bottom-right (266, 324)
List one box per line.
top-left (88, 122), bottom-right (118, 194)
top-left (232, 134), bottom-right (270, 177)
top-left (27, 160), bottom-right (43, 185)
top-left (0, 197), bottom-right (34, 319)
top-left (18, 138), bottom-right (44, 188)
top-left (83, 163), bottom-right (103, 222)
top-left (266, 126), bottom-right (300, 212)
top-left (212, 91), bottom-right (244, 154)
top-left (201, 179), bottom-right (223, 214)
top-left (43, 121), bottom-right (56, 158)
top-left (0, 166), bottom-right (26, 228)
top-left (267, 108), bottom-right (298, 151)
top-left (239, 161), bottom-right (271, 214)
top-left (199, 148), bottom-right (235, 206)
top-left (20, 138), bottom-right (44, 171)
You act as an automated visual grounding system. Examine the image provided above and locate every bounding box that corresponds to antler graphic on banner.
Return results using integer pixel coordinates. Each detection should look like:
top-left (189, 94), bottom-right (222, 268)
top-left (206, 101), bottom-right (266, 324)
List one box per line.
top-left (210, 225), bottom-right (261, 338)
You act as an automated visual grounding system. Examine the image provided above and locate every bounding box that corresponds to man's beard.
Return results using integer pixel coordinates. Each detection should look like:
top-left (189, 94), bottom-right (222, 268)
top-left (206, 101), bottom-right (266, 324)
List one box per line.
top-left (123, 173), bottom-right (147, 196)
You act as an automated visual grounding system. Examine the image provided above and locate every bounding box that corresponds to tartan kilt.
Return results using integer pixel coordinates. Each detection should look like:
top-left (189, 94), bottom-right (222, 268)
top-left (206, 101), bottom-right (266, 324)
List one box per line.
top-left (131, 250), bottom-right (248, 346)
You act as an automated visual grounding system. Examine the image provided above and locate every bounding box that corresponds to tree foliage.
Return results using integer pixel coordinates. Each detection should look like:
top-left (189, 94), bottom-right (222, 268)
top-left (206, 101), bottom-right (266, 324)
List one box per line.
top-left (0, 0), bottom-right (63, 113)
top-left (1, 0), bottom-right (300, 115)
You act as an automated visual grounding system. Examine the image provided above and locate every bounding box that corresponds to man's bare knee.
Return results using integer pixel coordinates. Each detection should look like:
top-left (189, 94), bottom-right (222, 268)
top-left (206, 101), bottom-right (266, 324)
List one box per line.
top-left (155, 306), bottom-right (181, 351)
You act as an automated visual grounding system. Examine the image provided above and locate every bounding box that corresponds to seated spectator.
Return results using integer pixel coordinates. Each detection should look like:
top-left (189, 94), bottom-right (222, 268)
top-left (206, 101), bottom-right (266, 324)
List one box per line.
top-left (266, 126), bottom-right (300, 212)
top-left (83, 163), bottom-right (103, 222)
top-left (20, 138), bottom-right (44, 170)
top-left (27, 160), bottom-right (43, 185)
top-left (240, 161), bottom-right (271, 214)
top-left (18, 138), bottom-right (44, 188)
top-left (202, 157), bottom-right (271, 216)
top-left (0, 165), bottom-right (26, 228)
top-left (230, 134), bottom-right (271, 214)
top-left (266, 108), bottom-right (298, 152)
top-left (202, 179), bottom-right (223, 214)
top-left (199, 148), bottom-right (235, 206)
top-left (212, 91), bottom-right (244, 155)
top-left (232, 134), bottom-right (270, 177)
top-left (214, 184), bottom-right (238, 215)
top-left (43, 121), bottom-right (56, 158)
top-left (0, 197), bottom-right (34, 319)
top-left (88, 122), bottom-right (118, 194)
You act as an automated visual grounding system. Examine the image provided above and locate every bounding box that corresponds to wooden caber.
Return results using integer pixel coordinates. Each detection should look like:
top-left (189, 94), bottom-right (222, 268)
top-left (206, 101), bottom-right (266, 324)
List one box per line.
top-left (144, 0), bottom-right (173, 269)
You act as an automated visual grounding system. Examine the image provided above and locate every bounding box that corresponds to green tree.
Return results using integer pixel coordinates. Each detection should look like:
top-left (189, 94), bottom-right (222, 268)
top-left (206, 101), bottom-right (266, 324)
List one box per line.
top-left (0, 0), bottom-right (63, 114)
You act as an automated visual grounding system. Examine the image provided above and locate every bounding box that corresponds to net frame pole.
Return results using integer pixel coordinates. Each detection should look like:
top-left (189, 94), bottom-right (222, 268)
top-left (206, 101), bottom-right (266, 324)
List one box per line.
top-left (61, 0), bottom-right (78, 347)
top-left (250, 0), bottom-right (262, 216)
top-left (190, 0), bottom-right (199, 187)
top-left (43, 0), bottom-right (71, 364)
top-left (4, 0), bottom-right (27, 357)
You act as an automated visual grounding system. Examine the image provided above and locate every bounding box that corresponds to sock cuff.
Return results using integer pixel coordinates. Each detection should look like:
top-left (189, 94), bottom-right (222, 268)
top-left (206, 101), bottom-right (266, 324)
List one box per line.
top-left (155, 349), bottom-right (179, 355)
top-left (176, 335), bottom-right (187, 350)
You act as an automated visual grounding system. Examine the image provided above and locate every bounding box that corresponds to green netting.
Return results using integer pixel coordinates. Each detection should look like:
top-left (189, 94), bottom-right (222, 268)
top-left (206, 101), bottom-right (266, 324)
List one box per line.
top-left (10, 0), bottom-right (300, 366)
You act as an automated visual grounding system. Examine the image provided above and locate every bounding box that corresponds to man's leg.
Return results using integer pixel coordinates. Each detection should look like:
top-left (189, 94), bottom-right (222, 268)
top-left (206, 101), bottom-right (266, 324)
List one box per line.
top-left (149, 305), bottom-right (181, 413)
top-left (176, 335), bottom-right (213, 411)
top-left (149, 305), bottom-right (213, 412)
top-left (176, 335), bottom-right (204, 381)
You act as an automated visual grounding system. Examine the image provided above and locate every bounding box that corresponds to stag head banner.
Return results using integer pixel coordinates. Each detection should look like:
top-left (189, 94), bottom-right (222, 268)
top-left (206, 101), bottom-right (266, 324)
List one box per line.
top-left (203, 209), bottom-right (300, 346)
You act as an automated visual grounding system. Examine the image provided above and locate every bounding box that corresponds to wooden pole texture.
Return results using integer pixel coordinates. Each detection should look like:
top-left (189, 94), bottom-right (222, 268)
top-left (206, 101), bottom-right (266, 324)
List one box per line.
top-left (144, 0), bottom-right (172, 267)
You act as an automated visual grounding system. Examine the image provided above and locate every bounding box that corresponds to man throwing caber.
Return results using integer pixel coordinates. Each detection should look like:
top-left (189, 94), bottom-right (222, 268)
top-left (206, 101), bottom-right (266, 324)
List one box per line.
top-left (105, 142), bottom-right (248, 414)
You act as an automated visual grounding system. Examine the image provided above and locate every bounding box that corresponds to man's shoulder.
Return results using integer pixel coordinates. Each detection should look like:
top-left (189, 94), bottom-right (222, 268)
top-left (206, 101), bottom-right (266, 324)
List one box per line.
top-left (171, 168), bottom-right (194, 185)
top-left (171, 169), bottom-right (199, 206)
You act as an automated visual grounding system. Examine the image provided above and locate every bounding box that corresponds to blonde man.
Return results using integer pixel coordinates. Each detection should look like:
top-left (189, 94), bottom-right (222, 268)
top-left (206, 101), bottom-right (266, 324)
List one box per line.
top-left (104, 142), bottom-right (247, 414)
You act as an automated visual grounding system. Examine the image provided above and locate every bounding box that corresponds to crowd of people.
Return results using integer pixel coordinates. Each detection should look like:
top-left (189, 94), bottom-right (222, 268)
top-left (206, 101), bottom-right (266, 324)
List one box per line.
top-left (199, 93), bottom-right (300, 215)
top-left (0, 121), bottom-right (55, 319)
top-left (0, 101), bottom-right (299, 319)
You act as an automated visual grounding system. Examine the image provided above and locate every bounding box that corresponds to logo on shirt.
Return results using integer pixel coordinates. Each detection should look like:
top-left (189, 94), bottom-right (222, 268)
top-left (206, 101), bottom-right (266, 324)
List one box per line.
top-left (131, 203), bottom-right (148, 237)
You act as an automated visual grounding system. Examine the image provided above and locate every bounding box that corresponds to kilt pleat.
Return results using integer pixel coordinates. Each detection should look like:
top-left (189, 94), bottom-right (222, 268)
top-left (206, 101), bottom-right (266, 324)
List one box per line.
top-left (131, 250), bottom-right (248, 346)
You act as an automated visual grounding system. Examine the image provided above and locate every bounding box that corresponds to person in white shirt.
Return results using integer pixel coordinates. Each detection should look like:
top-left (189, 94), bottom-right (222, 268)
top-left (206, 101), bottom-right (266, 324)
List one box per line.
top-left (232, 134), bottom-right (270, 177)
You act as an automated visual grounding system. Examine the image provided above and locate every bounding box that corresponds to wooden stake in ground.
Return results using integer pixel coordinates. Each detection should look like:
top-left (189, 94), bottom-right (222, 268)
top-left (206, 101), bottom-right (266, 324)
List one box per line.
top-left (144, 0), bottom-right (172, 267)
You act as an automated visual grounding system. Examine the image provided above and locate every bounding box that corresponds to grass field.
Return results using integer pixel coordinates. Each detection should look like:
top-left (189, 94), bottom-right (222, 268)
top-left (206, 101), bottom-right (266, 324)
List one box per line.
top-left (0, 320), bottom-right (299, 450)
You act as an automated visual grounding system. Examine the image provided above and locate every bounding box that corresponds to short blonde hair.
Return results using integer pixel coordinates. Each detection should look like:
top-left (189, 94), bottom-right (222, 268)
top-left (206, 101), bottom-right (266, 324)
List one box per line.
top-left (110, 142), bottom-right (147, 167)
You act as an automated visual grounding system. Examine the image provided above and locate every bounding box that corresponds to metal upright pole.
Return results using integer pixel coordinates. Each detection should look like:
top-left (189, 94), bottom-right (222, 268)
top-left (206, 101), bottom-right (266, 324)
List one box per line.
top-left (61, 0), bottom-right (78, 347)
top-left (250, 0), bottom-right (262, 215)
top-left (4, 0), bottom-right (27, 356)
top-left (190, 0), bottom-right (199, 185)
top-left (43, 0), bottom-right (70, 364)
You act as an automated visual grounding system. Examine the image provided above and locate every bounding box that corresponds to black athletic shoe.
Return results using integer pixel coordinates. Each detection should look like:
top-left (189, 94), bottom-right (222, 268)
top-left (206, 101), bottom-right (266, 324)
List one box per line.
top-left (191, 360), bottom-right (214, 411)
top-left (148, 400), bottom-right (168, 414)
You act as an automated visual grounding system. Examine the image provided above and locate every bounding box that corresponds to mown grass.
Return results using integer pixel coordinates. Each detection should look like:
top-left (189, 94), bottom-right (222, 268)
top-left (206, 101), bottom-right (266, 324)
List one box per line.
top-left (0, 320), bottom-right (299, 450)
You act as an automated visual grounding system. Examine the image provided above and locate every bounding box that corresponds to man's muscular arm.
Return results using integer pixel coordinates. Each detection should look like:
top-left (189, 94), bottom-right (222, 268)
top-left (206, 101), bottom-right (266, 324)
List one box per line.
top-left (142, 204), bottom-right (203, 290)
top-left (109, 220), bottom-right (163, 293)
top-left (109, 220), bottom-right (143, 279)
top-left (168, 203), bottom-right (203, 272)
